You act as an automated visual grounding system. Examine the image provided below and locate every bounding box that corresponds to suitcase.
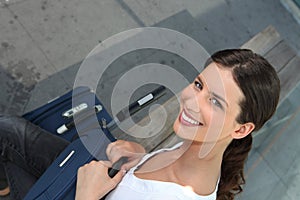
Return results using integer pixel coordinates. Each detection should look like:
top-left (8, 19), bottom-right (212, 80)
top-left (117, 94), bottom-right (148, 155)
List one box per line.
top-left (23, 128), bottom-right (113, 200)
top-left (23, 86), bottom-right (115, 142)
top-left (22, 85), bottom-right (166, 200)
top-left (23, 86), bottom-right (116, 200)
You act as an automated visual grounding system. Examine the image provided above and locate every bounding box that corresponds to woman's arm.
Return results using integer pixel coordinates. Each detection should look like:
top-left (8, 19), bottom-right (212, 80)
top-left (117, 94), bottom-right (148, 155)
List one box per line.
top-left (75, 160), bottom-right (125, 200)
top-left (106, 140), bottom-right (146, 171)
top-left (76, 140), bottom-right (145, 200)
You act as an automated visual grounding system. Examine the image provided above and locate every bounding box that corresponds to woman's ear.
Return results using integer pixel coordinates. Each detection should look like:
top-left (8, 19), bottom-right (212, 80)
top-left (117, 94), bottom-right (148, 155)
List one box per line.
top-left (232, 122), bottom-right (255, 139)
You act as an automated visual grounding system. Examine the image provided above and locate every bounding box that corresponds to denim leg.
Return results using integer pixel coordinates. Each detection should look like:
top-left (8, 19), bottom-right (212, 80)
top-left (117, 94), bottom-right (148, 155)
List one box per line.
top-left (5, 162), bottom-right (37, 200)
top-left (0, 115), bottom-right (70, 199)
top-left (0, 164), bottom-right (8, 189)
top-left (0, 164), bottom-right (6, 181)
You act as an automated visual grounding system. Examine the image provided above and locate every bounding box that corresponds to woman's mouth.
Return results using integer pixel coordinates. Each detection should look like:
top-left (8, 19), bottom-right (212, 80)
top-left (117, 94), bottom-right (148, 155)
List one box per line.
top-left (179, 109), bottom-right (203, 127)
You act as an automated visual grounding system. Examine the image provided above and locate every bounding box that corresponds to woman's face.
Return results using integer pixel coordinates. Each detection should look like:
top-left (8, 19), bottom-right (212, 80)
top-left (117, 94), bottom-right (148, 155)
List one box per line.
top-left (173, 62), bottom-right (245, 144)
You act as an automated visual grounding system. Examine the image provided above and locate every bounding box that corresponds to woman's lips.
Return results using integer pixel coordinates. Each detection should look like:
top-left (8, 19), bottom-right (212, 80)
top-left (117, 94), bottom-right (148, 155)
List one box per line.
top-left (179, 109), bottom-right (203, 127)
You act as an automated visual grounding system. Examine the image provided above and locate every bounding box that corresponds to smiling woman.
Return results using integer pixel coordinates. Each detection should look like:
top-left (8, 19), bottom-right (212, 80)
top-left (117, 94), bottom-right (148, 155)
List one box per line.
top-left (0, 49), bottom-right (280, 200)
top-left (101, 49), bottom-right (281, 200)
top-left (173, 61), bottom-right (247, 144)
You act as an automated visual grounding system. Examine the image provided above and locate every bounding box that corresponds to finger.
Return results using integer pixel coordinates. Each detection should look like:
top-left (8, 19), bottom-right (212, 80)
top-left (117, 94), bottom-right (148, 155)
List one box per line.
top-left (110, 169), bottom-right (126, 188)
top-left (106, 140), bottom-right (125, 155)
top-left (98, 160), bottom-right (112, 168)
top-left (106, 142), bottom-right (115, 158)
top-left (106, 143), bottom-right (123, 163)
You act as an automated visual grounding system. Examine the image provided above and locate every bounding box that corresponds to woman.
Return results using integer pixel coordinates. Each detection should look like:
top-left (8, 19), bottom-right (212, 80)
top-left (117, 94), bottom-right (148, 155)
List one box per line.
top-left (76, 49), bottom-right (280, 200)
top-left (0, 49), bottom-right (280, 200)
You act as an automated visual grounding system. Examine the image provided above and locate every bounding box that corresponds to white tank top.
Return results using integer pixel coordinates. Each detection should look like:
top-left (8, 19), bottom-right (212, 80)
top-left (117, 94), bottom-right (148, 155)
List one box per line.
top-left (105, 143), bottom-right (218, 200)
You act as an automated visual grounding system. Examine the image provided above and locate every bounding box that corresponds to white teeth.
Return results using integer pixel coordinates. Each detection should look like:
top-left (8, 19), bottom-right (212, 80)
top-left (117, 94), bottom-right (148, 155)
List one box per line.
top-left (182, 111), bottom-right (201, 125)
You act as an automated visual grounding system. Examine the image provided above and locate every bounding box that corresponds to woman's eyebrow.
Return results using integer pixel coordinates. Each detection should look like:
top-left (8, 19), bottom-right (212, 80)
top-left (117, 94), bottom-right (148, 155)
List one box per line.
top-left (196, 76), bottom-right (203, 85)
top-left (197, 76), bottom-right (229, 107)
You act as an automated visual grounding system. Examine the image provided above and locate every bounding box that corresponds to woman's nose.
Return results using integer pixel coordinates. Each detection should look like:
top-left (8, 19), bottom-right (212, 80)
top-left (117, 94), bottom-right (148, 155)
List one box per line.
top-left (185, 97), bottom-right (202, 113)
top-left (182, 87), bottom-right (202, 113)
top-left (182, 83), bottom-right (212, 114)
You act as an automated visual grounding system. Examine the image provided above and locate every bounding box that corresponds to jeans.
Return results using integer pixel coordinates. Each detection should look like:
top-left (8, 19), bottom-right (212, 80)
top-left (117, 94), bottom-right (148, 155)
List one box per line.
top-left (0, 115), bottom-right (70, 200)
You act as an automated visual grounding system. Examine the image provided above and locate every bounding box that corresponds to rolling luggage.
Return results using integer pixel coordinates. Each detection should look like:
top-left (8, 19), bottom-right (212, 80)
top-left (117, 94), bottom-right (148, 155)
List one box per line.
top-left (23, 86), bottom-right (116, 199)
top-left (22, 85), bottom-right (166, 200)
top-left (23, 86), bottom-right (115, 142)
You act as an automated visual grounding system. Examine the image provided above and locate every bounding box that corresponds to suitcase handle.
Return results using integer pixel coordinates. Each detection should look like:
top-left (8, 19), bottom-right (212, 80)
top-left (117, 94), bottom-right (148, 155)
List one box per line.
top-left (108, 157), bottom-right (128, 178)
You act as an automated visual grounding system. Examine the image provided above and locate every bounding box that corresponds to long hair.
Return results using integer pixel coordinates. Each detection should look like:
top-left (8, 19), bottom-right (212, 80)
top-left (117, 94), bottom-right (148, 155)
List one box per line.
top-left (208, 49), bottom-right (280, 199)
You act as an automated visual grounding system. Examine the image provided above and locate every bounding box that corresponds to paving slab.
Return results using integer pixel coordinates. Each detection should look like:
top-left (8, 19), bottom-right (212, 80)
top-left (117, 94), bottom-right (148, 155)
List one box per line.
top-left (0, 6), bottom-right (57, 87)
top-left (228, 0), bottom-right (300, 53)
top-left (122, 0), bottom-right (228, 27)
top-left (237, 150), bottom-right (282, 200)
top-left (265, 180), bottom-right (293, 200)
top-left (281, 154), bottom-right (300, 199)
top-left (23, 71), bottom-right (72, 113)
top-left (0, 5), bottom-right (61, 115)
top-left (9, 0), bottom-right (139, 72)
top-left (123, 0), bottom-right (184, 26)
top-left (0, 64), bottom-right (30, 115)
top-left (256, 105), bottom-right (300, 180)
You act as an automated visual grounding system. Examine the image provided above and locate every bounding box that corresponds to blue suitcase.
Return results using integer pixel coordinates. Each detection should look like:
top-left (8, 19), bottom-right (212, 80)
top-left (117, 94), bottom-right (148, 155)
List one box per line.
top-left (23, 128), bottom-right (113, 200)
top-left (22, 86), bottom-right (116, 200)
top-left (23, 86), bottom-right (115, 142)
top-left (22, 85), bottom-right (165, 200)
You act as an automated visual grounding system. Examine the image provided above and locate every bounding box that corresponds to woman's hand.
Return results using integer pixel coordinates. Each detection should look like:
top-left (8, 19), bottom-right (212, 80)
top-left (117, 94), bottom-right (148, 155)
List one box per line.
top-left (75, 160), bottom-right (125, 200)
top-left (106, 140), bottom-right (146, 171)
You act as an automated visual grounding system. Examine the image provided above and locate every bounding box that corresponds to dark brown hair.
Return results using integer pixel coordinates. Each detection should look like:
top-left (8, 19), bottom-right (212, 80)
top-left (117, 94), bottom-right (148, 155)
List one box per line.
top-left (208, 49), bottom-right (280, 199)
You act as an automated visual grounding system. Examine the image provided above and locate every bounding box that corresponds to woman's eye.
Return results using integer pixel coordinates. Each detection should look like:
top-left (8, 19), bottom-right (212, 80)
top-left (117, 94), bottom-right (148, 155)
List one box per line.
top-left (194, 81), bottom-right (203, 90)
top-left (210, 98), bottom-right (223, 109)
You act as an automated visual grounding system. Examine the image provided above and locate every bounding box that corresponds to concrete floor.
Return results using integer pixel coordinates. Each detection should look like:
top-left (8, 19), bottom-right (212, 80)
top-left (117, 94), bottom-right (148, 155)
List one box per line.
top-left (237, 82), bottom-right (300, 200)
top-left (0, 0), bottom-right (300, 199)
